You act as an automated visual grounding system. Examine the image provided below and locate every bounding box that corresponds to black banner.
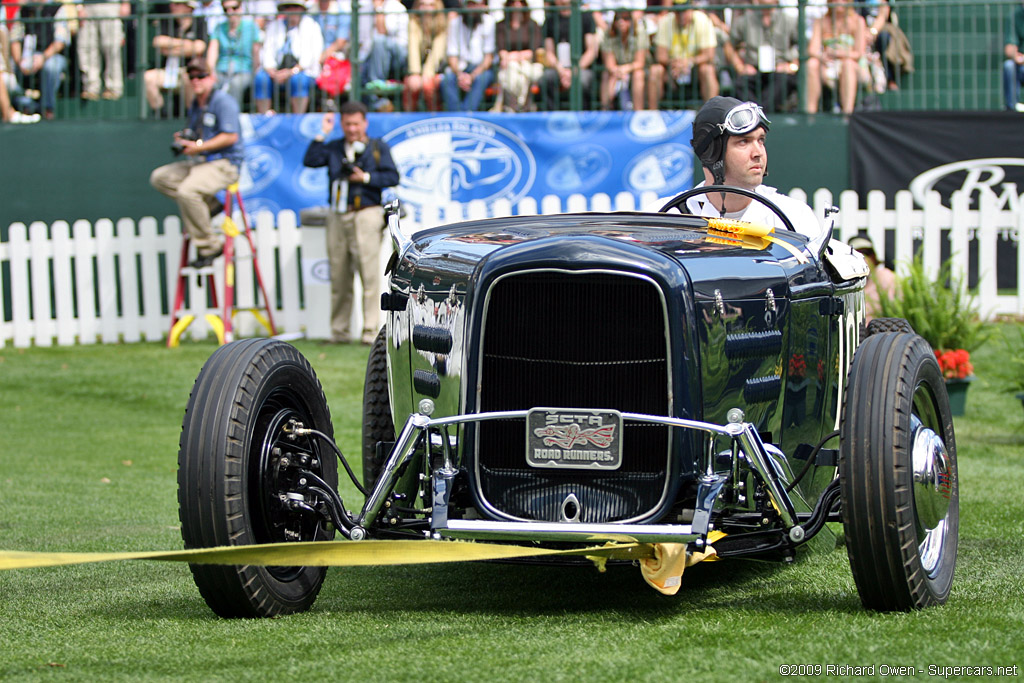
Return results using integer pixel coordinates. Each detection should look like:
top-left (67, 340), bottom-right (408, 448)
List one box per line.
top-left (850, 111), bottom-right (1024, 205)
top-left (850, 111), bottom-right (1024, 289)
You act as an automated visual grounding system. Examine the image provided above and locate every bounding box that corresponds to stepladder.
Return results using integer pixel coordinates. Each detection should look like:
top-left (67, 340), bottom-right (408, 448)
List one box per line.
top-left (167, 184), bottom-right (277, 347)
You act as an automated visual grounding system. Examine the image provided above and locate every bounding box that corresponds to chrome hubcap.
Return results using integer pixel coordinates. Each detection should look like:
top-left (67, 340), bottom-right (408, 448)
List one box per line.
top-left (910, 414), bottom-right (952, 576)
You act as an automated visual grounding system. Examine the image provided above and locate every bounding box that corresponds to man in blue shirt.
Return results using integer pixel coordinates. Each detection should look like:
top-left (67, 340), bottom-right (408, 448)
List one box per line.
top-left (151, 58), bottom-right (245, 268)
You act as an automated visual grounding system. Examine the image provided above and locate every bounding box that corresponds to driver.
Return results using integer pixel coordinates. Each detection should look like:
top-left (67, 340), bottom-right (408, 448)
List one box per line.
top-left (663, 96), bottom-right (827, 251)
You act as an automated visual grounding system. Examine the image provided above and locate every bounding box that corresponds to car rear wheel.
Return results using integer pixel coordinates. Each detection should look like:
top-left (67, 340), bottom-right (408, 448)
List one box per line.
top-left (865, 317), bottom-right (913, 335)
top-left (362, 327), bottom-right (394, 490)
top-left (178, 339), bottom-right (337, 618)
top-left (860, 317), bottom-right (914, 344)
top-left (840, 332), bottom-right (958, 611)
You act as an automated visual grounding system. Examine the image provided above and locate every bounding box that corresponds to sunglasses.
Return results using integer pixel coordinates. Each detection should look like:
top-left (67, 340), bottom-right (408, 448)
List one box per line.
top-left (188, 72), bottom-right (210, 80)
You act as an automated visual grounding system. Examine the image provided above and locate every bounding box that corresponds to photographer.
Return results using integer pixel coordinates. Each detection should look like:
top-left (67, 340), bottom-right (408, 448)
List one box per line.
top-left (303, 100), bottom-right (399, 345)
top-left (150, 58), bottom-right (245, 269)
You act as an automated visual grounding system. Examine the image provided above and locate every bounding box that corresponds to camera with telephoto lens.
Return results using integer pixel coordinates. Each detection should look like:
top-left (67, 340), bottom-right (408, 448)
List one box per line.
top-left (171, 128), bottom-right (200, 156)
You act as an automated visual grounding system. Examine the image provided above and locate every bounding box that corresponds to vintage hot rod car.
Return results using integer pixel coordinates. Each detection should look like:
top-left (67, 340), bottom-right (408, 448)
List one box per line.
top-left (177, 188), bottom-right (958, 618)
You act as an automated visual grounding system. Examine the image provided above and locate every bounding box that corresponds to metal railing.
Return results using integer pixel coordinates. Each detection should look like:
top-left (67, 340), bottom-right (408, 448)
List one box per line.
top-left (0, 1), bottom-right (1018, 120)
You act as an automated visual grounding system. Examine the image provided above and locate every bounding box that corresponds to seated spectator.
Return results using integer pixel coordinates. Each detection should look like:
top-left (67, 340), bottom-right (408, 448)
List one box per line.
top-left (727, 0), bottom-right (799, 113)
top-left (404, 0), bottom-right (447, 112)
top-left (692, 1), bottom-right (734, 94)
top-left (600, 9), bottom-right (649, 111)
top-left (207, 0), bottom-right (259, 108)
top-left (1004, 0), bottom-right (1024, 111)
top-left (805, 0), bottom-right (865, 114)
top-left (441, 0), bottom-right (495, 112)
top-left (1, 21), bottom-right (37, 122)
top-left (858, 0), bottom-right (896, 91)
top-left (76, 0), bottom-right (129, 101)
top-left (313, 0), bottom-right (351, 66)
top-left (588, 0), bottom-right (644, 39)
top-left (539, 0), bottom-right (599, 110)
top-left (849, 235), bottom-right (894, 320)
top-left (2, 23), bottom-right (40, 123)
top-left (2, 69), bottom-right (40, 122)
top-left (10, 0), bottom-right (71, 120)
top-left (254, 0), bottom-right (324, 113)
top-left (362, 0), bottom-right (409, 112)
top-left (144, 0), bottom-right (208, 116)
top-left (493, 0), bottom-right (542, 112)
top-left (650, 0), bottom-right (718, 106)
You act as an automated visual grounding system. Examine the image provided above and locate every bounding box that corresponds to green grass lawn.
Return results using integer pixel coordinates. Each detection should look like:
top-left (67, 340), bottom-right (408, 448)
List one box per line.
top-left (1, 334), bottom-right (1022, 681)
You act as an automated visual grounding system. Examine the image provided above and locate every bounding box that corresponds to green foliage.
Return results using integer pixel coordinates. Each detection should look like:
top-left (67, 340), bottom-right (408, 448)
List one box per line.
top-left (0, 339), bottom-right (1022, 678)
top-left (877, 252), bottom-right (988, 353)
top-left (998, 322), bottom-right (1024, 393)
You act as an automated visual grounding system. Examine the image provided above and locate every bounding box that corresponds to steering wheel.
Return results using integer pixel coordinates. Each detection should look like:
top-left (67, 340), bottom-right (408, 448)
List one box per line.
top-left (658, 184), bottom-right (797, 233)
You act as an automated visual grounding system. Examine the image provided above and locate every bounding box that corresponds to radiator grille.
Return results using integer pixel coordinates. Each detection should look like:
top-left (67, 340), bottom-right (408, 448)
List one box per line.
top-left (476, 272), bottom-right (670, 522)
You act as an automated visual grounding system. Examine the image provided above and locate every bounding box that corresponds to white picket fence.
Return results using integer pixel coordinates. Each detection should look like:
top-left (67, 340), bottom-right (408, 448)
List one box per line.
top-left (2, 188), bottom-right (1022, 348)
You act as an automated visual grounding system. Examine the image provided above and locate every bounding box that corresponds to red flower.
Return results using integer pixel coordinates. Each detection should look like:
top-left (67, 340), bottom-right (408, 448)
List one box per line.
top-left (934, 349), bottom-right (974, 380)
top-left (788, 354), bottom-right (807, 379)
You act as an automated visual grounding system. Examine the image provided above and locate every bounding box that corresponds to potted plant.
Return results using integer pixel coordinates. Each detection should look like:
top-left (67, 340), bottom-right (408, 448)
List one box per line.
top-left (876, 253), bottom-right (988, 416)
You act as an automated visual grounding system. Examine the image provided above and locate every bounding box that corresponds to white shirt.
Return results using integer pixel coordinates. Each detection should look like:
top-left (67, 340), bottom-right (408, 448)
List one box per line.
top-left (447, 13), bottom-right (497, 70)
top-left (261, 15), bottom-right (325, 76)
top-left (650, 182), bottom-right (827, 254)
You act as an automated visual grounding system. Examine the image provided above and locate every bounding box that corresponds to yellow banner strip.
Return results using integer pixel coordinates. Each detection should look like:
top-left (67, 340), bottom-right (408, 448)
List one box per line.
top-left (0, 539), bottom-right (657, 572)
top-left (764, 235), bottom-right (809, 264)
top-left (705, 217), bottom-right (774, 237)
top-left (704, 217), bottom-right (808, 264)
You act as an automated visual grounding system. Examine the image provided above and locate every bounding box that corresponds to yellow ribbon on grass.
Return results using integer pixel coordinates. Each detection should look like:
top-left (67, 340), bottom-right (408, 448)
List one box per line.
top-left (0, 539), bottom-right (655, 572)
top-left (1, 536), bottom-right (728, 595)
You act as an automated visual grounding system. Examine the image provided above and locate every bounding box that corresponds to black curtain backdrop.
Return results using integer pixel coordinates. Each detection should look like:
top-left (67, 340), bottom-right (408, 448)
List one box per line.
top-left (849, 111), bottom-right (1024, 289)
top-left (850, 111), bottom-right (1024, 200)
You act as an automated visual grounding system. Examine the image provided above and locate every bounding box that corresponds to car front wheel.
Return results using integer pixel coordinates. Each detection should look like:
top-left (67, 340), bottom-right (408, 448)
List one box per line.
top-left (178, 339), bottom-right (337, 618)
top-left (840, 332), bottom-right (958, 611)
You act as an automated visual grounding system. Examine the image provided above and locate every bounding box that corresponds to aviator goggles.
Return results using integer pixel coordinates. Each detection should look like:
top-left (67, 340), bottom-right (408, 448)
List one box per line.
top-left (719, 102), bottom-right (771, 135)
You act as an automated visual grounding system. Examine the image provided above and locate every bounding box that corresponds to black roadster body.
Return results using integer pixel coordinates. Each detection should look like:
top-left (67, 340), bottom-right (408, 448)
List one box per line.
top-left (177, 192), bottom-right (959, 618)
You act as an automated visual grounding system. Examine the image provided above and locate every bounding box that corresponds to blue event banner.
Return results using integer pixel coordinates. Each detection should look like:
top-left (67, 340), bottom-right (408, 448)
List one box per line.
top-left (237, 110), bottom-right (697, 219)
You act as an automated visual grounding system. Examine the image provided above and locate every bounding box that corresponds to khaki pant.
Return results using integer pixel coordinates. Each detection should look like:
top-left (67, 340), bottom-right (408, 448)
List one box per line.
top-left (326, 205), bottom-right (384, 344)
top-left (77, 3), bottom-right (124, 97)
top-left (150, 158), bottom-right (239, 255)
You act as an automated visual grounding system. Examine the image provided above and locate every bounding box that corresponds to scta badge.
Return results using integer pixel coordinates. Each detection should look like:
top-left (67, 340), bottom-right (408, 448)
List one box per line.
top-left (526, 408), bottom-right (623, 470)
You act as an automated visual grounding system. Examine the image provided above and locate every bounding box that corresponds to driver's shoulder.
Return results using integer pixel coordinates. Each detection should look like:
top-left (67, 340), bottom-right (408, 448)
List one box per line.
top-left (758, 185), bottom-right (815, 217)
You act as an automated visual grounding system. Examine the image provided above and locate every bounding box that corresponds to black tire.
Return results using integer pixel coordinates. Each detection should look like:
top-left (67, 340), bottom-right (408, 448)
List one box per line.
top-left (860, 317), bottom-right (914, 344)
top-left (362, 327), bottom-right (395, 490)
top-left (866, 317), bottom-right (914, 336)
top-left (178, 339), bottom-right (337, 618)
top-left (840, 332), bottom-right (958, 611)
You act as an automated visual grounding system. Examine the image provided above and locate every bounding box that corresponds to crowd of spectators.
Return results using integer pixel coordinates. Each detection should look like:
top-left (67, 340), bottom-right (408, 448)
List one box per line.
top-left (0, 0), bottom-right (927, 122)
